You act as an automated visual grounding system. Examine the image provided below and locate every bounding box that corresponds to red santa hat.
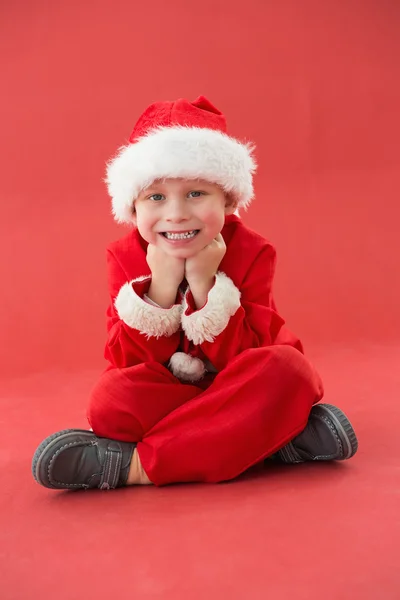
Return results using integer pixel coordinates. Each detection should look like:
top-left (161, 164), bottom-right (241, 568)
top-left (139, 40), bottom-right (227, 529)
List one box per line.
top-left (105, 96), bottom-right (257, 224)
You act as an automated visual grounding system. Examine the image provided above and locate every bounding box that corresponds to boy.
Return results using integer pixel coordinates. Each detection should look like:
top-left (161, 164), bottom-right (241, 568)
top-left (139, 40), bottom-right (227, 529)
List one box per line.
top-left (32, 96), bottom-right (358, 491)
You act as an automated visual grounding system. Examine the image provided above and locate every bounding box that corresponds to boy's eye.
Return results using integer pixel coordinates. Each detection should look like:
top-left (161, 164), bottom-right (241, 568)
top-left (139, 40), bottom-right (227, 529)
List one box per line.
top-left (188, 191), bottom-right (203, 198)
top-left (149, 194), bottom-right (164, 201)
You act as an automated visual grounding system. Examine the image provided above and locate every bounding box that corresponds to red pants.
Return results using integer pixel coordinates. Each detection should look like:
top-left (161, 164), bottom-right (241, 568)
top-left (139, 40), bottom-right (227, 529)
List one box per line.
top-left (87, 346), bottom-right (324, 485)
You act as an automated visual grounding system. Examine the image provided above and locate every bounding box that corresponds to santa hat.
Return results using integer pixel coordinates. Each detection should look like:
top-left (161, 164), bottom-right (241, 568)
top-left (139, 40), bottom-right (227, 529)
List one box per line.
top-left (105, 96), bottom-right (257, 224)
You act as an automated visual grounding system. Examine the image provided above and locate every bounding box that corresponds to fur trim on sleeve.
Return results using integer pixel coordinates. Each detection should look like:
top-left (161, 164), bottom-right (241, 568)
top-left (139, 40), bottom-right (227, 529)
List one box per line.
top-left (181, 272), bottom-right (241, 345)
top-left (114, 278), bottom-right (182, 338)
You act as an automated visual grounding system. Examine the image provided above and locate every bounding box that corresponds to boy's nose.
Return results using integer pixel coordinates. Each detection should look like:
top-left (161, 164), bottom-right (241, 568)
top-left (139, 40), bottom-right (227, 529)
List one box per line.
top-left (165, 199), bottom-right (190, 222)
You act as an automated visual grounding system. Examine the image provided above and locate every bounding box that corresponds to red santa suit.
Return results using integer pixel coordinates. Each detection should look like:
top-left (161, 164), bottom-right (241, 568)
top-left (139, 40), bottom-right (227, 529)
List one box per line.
top-left (87, 213), bottom-right (324, 485)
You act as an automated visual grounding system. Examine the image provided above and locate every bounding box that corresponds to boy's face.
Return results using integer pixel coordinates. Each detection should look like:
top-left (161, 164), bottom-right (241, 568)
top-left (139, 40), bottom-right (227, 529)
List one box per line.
top-left (132, 178), bottom-right (237, 258)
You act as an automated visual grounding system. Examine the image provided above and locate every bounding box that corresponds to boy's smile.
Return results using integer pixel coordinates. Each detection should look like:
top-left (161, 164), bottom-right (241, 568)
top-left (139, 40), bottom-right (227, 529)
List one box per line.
top-left (160, 229), bottom-right (200, 244)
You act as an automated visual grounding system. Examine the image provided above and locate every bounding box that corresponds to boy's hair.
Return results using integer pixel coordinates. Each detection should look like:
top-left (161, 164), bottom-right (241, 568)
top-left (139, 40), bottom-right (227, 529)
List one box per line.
top-left (105, 96), bottom-right (257, 225)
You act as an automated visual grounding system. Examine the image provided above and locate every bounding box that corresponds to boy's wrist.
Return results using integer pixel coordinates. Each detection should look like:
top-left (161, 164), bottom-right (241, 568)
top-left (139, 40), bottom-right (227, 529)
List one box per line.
top-left (187, 277), bottom-right (215, 310)
top-left (187, 275), bottom-right (215, 290)
top-left (147, 279), bottom-right (179, 308)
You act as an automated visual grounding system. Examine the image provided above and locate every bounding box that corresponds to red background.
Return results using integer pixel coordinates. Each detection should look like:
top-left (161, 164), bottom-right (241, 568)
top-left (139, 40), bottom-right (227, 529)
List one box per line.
top-left (1, 2), bottom-right (399, 599)
top-left (1, 0), bottom-right (399, 378)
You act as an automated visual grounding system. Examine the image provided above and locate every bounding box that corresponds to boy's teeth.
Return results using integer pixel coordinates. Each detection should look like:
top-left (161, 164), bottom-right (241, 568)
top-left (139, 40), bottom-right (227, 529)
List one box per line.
top-left (164, 230), bottom-right (198, 240)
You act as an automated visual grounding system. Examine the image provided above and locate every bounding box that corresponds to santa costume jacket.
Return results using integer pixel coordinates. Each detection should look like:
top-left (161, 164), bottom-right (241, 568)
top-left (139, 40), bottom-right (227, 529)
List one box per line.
top-left (104, 213), bottom-right (303, 384)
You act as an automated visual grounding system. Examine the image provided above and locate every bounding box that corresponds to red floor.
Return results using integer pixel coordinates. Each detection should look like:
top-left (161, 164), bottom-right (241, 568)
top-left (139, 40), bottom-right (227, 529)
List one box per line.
top-left (1, 343), bottom-right (398, 599)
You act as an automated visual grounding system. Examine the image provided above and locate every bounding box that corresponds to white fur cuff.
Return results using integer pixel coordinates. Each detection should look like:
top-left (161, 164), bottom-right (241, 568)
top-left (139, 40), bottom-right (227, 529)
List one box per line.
top-left (181, 272), bottom-right (241, 345)
top-left (114, 279), bottom-right (182, 338)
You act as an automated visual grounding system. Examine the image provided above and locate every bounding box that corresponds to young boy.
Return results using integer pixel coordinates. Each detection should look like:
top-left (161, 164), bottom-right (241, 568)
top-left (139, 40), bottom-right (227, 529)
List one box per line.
top-left (32, 96), bottom-right (358, 491)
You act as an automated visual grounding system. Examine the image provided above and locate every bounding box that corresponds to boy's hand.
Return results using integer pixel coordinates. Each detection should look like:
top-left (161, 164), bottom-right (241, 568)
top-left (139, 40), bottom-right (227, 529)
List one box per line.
top-left (146, 243), bottom-right (185, 288)
top-left (146, 244), bottom-right (185, 307)
top-left (185, 233), bottom-right (226, 284)
top-left (185, 234), bottom-right (226, 308)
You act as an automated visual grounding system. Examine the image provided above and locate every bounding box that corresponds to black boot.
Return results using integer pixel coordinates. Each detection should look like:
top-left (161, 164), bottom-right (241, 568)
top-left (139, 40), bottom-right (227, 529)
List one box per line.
top-left (278, 404), bottom-right (358, 463)
top-left (32, 429), bottom-right (136, 490)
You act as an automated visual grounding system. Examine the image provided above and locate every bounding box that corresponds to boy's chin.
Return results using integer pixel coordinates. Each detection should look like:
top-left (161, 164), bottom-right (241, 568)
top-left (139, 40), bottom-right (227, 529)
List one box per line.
top-left (164, 247), bottom-right (198, 259)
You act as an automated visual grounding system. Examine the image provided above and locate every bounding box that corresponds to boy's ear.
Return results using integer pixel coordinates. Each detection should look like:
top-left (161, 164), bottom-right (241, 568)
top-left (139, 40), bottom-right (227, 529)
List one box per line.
top-left (131, 205), bottom-right (137, 224)
top-left (224, 195), bottom-right (239, 215)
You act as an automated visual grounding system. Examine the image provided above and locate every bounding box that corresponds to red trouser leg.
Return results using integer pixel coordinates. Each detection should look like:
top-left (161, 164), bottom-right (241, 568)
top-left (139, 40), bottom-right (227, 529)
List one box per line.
top-left (137, 345), bottom-right (324, 485)
top-left (87, 361), bottom-right (202, 442)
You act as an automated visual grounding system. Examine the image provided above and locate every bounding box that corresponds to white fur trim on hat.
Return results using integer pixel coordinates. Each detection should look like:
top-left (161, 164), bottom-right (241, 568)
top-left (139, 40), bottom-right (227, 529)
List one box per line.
top-left (114, 277), bottom-right (182, 338)
top-left (105, 126), bottom-right (257, 224)
top-left (181, 272), bottom-right (241, 345)
top-left (169, 352), bottom-right (206, 382)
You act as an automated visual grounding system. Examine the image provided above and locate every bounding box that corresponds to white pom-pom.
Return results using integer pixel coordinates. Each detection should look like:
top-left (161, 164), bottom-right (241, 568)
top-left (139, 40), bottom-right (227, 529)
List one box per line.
top-left (169, 352), bottom-right (206, 382)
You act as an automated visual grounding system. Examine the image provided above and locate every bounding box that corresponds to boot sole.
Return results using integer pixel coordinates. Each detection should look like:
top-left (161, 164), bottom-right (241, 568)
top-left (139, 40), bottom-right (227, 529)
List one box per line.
top-left (32, 429), bottom-right (96, 489)
top-left (312, 403), bottom-right (358, 459)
